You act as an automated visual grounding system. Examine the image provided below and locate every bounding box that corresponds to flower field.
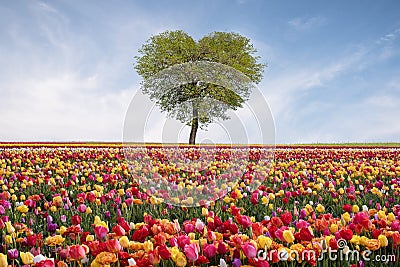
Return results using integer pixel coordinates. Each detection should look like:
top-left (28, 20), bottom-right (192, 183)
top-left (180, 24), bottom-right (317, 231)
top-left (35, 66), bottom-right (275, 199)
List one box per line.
top-left (0, 144), bottom-right (399, 267)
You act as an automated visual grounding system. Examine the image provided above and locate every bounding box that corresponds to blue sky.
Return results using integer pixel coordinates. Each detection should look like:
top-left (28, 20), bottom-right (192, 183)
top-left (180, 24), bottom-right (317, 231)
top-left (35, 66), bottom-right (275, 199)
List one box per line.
top-left (0, 0), bottom-right (399, 143)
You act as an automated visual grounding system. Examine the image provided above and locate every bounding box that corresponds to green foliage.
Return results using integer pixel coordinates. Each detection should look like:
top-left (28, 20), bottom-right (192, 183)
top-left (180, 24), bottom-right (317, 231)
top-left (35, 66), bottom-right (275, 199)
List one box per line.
top-left (134, 30), bottom-right (266, 142)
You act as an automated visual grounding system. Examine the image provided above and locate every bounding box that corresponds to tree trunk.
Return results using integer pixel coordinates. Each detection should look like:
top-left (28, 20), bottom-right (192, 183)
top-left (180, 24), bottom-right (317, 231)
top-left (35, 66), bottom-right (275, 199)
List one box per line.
top-left (189, 102), bottom-right (199, 145)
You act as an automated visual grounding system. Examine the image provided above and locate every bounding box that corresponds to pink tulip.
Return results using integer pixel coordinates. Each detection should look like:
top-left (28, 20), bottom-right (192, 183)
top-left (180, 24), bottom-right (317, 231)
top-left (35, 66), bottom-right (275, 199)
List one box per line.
top-left (203, 244), bottom-right (217, 258)
top-left (77, 204), bottom-right (86, 213)
top-left (195, 219), bottom-right (204, 232)
top-left (184, 243), bottom-right (199, 261)
top-left (184, 223), bottom-right (195, 233)
top-left (242, 242), bottom-right (257, 258)
top-left (94, 226), bottom-right (108, 240)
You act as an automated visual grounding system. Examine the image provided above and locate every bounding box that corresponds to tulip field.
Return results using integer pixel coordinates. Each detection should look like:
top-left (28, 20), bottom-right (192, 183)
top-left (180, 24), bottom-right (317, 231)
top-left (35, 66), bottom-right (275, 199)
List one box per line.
top-left (0, 143), bottom-right (399, 267)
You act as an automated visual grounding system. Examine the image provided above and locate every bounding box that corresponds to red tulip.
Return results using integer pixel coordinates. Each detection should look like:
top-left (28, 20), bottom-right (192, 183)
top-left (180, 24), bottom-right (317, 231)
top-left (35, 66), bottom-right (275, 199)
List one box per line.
top-left (69, 245), bottom-right (86, 261)
top-left (270, 217), bottom-right (283, 227)
top-left (131, 226), bottom-right (149, 242)
top-left (343, 204), bottom-right (352, 213)
top-left (280, 212), bottom-right (292, 226)
top-left (251, 222), bottom-right (264, 237)
top-left (353, 212), bottom-right (370, 229)
top-left (195, 254), bottom-right (210, 265)
top-left (392, 232), bottom-right (400, 245)
top-left (157, 245), bottom-right (171, 260)
top-left (299, 227), bottom-right (314, 241)
top-left (339, 228), bottom-right (353, 241)
top-left (112, 225), bottom-right (126, 236)
top-left (148, 250), bottom-right (160, 265)
top-left (71, 215), bottom-right (81, 225)
top-left (251, 191), bottom-right (259, 205)
top-left (106, 239), bottom-right (121, 253)
top-left (329, 238), bottom-right (339, 250)
top-left (236, 215), bottom-right (252, 228)
top-left (230, 206), bottom-right (241, 216)
top-left (372, 229), bottom-right (382, 239)
top-left (34, 259), bottom-right (55, 267)
top-left (117, 217), bottom-right (131, 232)
top-left (217, 241), bottom-right (227, 255)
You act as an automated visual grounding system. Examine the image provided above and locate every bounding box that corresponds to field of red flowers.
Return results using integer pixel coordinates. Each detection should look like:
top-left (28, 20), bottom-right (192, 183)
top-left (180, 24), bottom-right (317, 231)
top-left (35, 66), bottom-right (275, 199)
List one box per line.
top-left (0, 144), bottom-right (399, 267)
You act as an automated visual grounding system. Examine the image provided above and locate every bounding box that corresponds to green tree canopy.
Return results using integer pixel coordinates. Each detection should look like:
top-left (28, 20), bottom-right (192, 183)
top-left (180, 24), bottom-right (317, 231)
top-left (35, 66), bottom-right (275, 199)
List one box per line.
top-left (134, 30), bottom-right (265, 144)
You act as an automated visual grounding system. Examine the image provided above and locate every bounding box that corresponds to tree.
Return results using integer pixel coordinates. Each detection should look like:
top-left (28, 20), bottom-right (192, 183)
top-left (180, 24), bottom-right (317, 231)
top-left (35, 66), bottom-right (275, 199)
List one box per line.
top-left (134, 30), bottom-right (265, 144)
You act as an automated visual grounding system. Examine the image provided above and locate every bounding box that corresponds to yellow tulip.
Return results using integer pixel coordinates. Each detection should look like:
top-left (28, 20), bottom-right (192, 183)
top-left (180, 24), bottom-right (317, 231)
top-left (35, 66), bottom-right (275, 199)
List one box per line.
top-left (257, 235), bottom-right (272, 249)
top-left (329, 224), bottom-right (338, 233)
top-left (5, 221), bottom-right (15, 234)
top-left (378, 235), bottom-right (388, 247)
top-left (119, 236), bottom-right (130, 248)
top-left (352, 205), bottom-right (359, 213)
top-left (377, 210), bottom-right (386, 220)
top-left (20, 252), bottom-right (34, 265)
top-left (188, 233), bottom-right (195, 240)
top-left (5, 235), bottom-right (13, 244)
top-left (342, 212), bottom-right (351, 223)
top-left (174, 253), bottom-right (187, 267)
top-left (316, 204), bottom-right (325, 213)
top-left (0, 253), bottom-right (7, 267)
top-left (202, 208), bottom-right (208, 216)
top-left (350, 235), bottom-right (360, 245)
top-left (283, 229), bottom-right (295, 243)
top-left (388, 212), bottom-right (395, 222)
top-left (143, 240), bottom-right (153, 252)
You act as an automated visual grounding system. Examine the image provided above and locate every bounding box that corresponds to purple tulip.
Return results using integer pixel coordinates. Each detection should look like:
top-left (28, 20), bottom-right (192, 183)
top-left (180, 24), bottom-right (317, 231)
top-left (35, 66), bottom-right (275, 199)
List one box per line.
top-left (300, 209), bottom-right (307, 219)
top-left (60, 215), bottom-right (67, 223)
top-left (232, 258), bottom-right (242, 267)
top-left (105, 211), bottom-right (111, 219)
top-left (47, 222), bottom-right (58, 232)
top-left (8, 248), bottom-right (18, 260)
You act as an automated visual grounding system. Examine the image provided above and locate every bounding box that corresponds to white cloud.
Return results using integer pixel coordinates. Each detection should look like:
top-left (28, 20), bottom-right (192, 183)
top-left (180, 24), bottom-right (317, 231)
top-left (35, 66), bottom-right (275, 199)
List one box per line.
top-left (288, 15), bottom-right (326, 31)
top-left (0, 1), bottom-right (168, 141)
top-left (378, 28), bottom-right (400, 43)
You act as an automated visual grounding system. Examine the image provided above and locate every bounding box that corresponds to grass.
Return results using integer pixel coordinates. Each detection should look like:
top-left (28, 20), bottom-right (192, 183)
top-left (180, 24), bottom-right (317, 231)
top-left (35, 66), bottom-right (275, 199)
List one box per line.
top-left (279, 142), bottom-right (400, 147)
top-left (0, 142), bottom-right (399, 147)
